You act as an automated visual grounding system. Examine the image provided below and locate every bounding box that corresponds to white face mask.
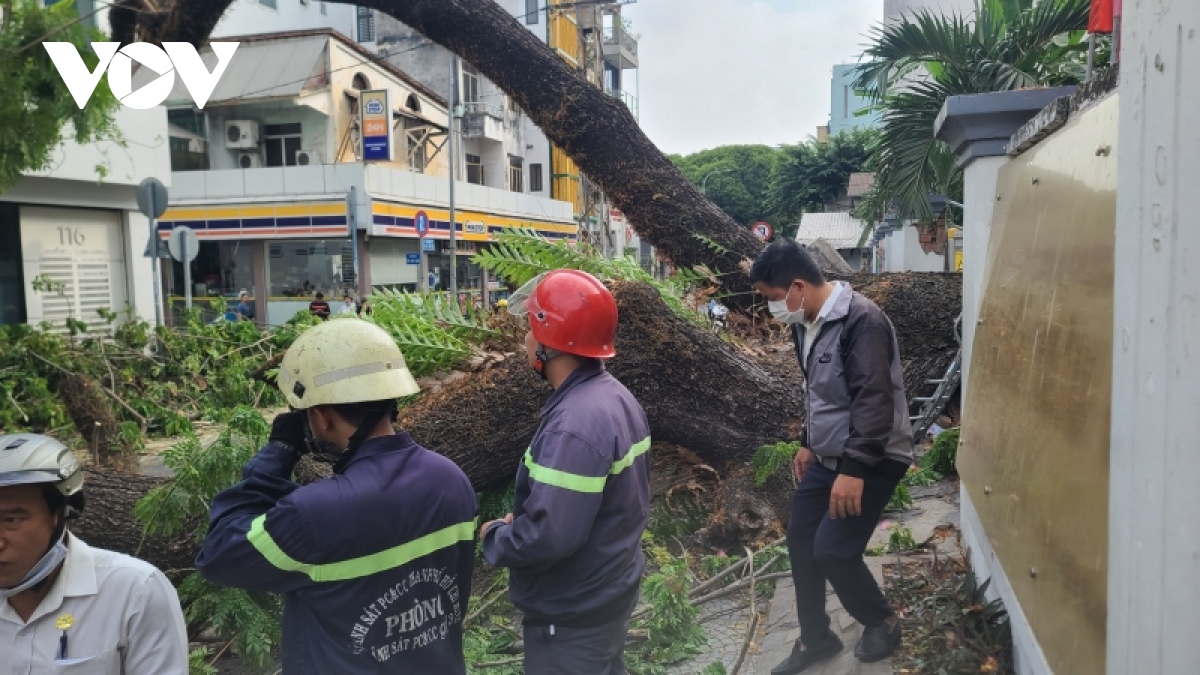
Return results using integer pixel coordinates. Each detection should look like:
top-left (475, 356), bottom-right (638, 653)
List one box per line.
top-left (0, 529), bottom-right (67, 599)
top-left (768, 284), bottom-right (806, 325)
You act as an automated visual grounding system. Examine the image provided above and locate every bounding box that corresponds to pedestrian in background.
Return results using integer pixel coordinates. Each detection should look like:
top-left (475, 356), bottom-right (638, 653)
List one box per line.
top-left (308, 292), bottom-right (331, 320)
top-left (750, 239), bottom-right (914, 674)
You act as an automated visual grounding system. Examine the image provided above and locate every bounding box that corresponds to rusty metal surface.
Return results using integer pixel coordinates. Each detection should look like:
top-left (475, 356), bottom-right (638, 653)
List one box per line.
top-left (961, 94), bottom-right (1118, 674)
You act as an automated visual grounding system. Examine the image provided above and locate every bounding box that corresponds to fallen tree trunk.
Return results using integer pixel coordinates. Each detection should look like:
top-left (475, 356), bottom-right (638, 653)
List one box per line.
top-left (72, 468), bottom-right (199, 577)
top-left (76, 273), bottom-right (959, 566)
top-left (400, 280), bottom-right (804, 489)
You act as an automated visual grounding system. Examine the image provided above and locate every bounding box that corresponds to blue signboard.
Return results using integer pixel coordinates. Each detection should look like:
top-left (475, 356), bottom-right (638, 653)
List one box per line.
top-left (360, 90), bottom-right (393, 162)
top-left (414, 210), bottom-right (429, 237)
top-left (406, 253), bottom-right (420, 265)
top-left (422, 238), bottom-right (436, 252)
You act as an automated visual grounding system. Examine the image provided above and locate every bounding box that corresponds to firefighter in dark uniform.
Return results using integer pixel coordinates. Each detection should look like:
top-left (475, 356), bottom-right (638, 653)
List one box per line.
top-left (197, 319), bottom-right (478, 674)
top-left (481, 269), bottom-right (652, 675)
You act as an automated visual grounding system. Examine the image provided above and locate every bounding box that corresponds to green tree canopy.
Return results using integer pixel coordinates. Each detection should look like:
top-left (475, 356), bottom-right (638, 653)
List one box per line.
top-left (670, 132), bottom-right (875, 241)
top-left (0, 0), bottom-right (120, 191)
top-left (669, 144), bottom-right (778, 227)
top-left (767, 129), bottom-right (876, 228)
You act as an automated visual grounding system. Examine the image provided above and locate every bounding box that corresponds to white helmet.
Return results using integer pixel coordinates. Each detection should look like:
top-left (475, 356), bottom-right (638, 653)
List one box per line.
top-left (0, 434), bottom-right (83, 503)
top-left (278, 318), bottom-right (419, 409)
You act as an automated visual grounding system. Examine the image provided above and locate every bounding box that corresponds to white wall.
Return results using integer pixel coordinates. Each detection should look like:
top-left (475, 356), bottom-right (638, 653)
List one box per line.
top-left (1108, 3), bottom-right (1200, 673)
top-left (880, 225), bottom-right (945, 272)
top-left (28, 106), bottom-right (170, 188)
top-left (8, 105), bottom-right (169, 327)
top-left (959, 155), bottom-right (1006, 402)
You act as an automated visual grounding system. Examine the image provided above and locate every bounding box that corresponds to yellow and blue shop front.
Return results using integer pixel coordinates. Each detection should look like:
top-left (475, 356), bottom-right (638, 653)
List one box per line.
top-left (367, 200), bottom-right (577, 304)
top-left (154, 198), bottom-right (577, 325)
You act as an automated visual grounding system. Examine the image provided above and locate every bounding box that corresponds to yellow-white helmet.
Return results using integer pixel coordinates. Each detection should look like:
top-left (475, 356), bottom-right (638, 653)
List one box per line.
top-left (0, 434), bottom-right (84, 510)
top-left (278, 319), bottom-right (419, 409)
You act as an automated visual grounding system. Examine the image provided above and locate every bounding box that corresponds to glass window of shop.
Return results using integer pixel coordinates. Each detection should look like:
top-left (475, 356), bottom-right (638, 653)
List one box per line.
top-left (0, 205), bottom-right (27, 326)
top-left (266, 239), bottom-right (354, 325)
top-left (166, 241), bottom-right (258, 323)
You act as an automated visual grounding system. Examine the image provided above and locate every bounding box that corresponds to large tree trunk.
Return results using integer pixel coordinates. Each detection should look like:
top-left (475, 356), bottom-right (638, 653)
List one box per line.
top-left (400, 280), bottom-right (804, 489)
top-left (72, 468), bottom-right (199, 577)
top-left (110, 0), bottom-right (766, 305)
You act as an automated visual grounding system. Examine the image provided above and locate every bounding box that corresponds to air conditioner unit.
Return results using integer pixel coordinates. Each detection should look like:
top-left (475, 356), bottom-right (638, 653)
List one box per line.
top-left (237, 152), bottom-right (262, 169)
top-left (295, 151), bottom-right (318, 166)
top-left (225, 120), bottom-right (260, 149)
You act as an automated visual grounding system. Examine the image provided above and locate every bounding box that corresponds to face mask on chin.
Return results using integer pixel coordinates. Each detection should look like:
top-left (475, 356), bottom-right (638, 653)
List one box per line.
top-left (0, 527), bottom-right (68, 600)
top-left (768, 284), bottom-right (806, 325)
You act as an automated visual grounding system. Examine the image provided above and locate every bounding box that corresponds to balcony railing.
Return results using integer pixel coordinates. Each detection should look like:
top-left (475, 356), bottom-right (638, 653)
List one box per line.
top-left (605, 87), bottom-right (639, 119)
top-left (602, 24), bottom-right (639, 56)
top-left (461, 101), bottom-right (503, 119)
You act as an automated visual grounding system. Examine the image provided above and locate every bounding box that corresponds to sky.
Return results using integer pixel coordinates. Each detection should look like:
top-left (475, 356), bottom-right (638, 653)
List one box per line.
top-left (622, 0), bottom-right (881, 156)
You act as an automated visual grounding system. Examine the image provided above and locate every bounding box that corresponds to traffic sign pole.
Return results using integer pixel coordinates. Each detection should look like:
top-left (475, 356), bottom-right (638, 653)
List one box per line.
top-left (149, 217), bottom-right (162, 326)
top-left (182, 235), bottom-right (192, 310)
top-left (415, 210), bottom-right (430, 292)
top-left (137, 178), bottom-right (169, 327)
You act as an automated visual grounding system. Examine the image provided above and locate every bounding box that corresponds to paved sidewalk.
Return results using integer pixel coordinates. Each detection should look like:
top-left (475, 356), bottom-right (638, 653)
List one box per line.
top-left (751, 559), bottom-right (893, 675)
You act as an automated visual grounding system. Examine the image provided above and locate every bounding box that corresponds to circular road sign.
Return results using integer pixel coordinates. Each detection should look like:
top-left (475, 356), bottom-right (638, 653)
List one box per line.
top-left (167, 226), bottom-right (200, 263)
top-left (751, 222), bottom-right (773, 241)
top-left (136, 178), bottom-right (169, 219)
top-left (414, 210), bottom-right (430, 238)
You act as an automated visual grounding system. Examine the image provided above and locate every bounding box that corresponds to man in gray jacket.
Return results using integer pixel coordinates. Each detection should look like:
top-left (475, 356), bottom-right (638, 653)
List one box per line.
top-left (750, 240), bottom-right (914, 674)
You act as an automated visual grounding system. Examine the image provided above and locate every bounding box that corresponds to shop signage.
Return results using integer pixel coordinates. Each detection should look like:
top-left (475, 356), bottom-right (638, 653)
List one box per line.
top-left (406, 253), bottom-right (421, 265)
top-left (361, 89), bottom-right (394, 162)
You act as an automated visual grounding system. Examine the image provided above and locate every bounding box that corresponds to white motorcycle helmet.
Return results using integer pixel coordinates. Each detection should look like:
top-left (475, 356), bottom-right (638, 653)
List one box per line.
top-left (0, 434), bottom-right (85, 598)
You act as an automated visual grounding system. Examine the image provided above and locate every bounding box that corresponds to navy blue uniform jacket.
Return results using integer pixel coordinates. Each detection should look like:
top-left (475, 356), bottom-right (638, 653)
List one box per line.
top-left (483, 360), bottom-right (652, 626)
top-left (197, 433), bottom-right (477, 674)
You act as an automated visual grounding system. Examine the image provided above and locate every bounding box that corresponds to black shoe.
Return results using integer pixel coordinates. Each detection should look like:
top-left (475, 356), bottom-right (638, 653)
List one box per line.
top-left (855, 617), bottom-right (902, 662)
top-left (770, 632), bottom-right (844, 675)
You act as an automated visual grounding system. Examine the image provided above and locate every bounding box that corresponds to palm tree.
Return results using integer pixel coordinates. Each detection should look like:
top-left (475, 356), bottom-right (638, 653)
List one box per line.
top-left (853, 0), bottom-right (1093, 221)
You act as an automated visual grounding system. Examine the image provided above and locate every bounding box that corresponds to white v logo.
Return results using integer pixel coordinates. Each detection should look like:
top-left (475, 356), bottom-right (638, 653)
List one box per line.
top-left (43, 42), bottom-right (120, 109)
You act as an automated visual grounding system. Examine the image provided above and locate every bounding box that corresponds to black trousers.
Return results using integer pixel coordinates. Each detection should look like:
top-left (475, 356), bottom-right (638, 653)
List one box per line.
top-left (787, 460), bottom-right (903, 646)
top-left (522, 613), bottom-right (631, 675)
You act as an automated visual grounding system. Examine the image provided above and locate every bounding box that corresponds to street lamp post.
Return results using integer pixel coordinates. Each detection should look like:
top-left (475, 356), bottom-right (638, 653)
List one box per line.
top-left (701, 168), bottom-right (735, 195)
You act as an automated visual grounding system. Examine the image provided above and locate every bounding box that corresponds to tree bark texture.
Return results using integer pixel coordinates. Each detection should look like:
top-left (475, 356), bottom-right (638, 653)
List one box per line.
top-left (72, 468), bottom-right (199, 577)
top-left (400, 280), bottom-right (804, 489)
top-left (110, 0), bottom-right (766, 304)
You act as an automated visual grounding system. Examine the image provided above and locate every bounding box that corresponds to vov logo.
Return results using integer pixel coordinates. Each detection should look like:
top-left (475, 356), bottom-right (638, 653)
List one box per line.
top-left (44, 42), bottom-right (239, 110)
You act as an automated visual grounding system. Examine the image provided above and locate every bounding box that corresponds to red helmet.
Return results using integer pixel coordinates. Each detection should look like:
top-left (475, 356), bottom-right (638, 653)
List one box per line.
top-left (517, 270), bottom-right (618, 358)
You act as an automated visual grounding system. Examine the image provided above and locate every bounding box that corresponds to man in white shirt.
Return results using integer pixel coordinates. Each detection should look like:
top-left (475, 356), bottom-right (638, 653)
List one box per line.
top-left (0, 434), bottom-right (189, 674)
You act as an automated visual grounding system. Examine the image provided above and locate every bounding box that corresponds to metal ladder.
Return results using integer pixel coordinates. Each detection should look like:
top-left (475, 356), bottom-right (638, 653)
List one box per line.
top-left (910, 313), bottom-right (963, 441)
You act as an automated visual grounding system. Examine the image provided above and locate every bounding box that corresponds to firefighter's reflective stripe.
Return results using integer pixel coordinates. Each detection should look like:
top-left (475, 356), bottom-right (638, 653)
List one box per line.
top-left (247, 517), bottom-right (476, 582)
top-left (523, 436), bottom-right (651, 493)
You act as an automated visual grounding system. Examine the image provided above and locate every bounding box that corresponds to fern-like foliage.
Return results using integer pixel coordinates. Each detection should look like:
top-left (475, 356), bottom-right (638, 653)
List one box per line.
top-left (135, 406), bottom-right (269, 542)
top-left (134, 407), bottom-right (280, 670)
top-left (179, 575), bottom-right (282, 670)
top-left (751, 441), bottom-right (800, 486)
top-left (365, 289), bottom-right (497, 378)
top-left (472, 229), bottom-right (702, 321)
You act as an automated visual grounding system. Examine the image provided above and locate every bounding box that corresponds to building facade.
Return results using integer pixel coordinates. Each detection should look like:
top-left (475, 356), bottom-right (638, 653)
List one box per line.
top-left (829, 63), bottom-right (882, 136)
top-left (160, 30), bottom-right (575, 326)
top-left (1, 107), bottom-right (170, 330)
